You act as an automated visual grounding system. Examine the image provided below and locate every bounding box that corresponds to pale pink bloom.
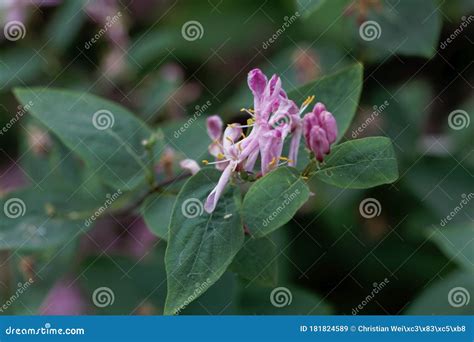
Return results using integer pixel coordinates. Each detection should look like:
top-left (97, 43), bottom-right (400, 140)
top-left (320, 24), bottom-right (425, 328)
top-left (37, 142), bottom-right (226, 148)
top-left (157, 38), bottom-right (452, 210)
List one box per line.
top-left (179, 159), bottom-right (200, 175)
top-left (203, 68), bottom-right (337, 213)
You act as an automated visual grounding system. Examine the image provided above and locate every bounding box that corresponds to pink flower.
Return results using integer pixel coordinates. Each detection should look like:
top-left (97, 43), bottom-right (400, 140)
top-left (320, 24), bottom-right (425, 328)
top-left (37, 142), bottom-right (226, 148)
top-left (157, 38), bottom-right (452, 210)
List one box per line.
top-left (303, 103), bottom-right (338, 162)
top-left (203, 68), bottom-right (337, 213)
top-left (179, 159), bottom-right (200, 175)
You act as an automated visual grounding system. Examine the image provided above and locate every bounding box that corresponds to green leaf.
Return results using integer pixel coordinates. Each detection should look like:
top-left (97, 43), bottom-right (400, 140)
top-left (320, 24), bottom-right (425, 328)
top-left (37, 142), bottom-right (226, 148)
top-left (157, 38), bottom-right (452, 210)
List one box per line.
top-left (363, 0), bottom-right (442, 59)
top-left (230, 236), bottom-right (278, 286)
top-left (164, 169), bottom-right (244, 315)
top-left (0, 185), bottom-right (102, 251)
top-left (141, 193), bottom-right (176, 241)
top-left (297, 0), bottom-right (327, 18)
top-left (237, 283), bottom-right (333, 315)
top-left (287, 64), bottom-right (363, 143)
top-left (242, 167), bottom-right (310, 238)
top-left (14, 88), bottom-right (156, 190)
top-left (314, 137), bottom-right (398, 188)
top-left (429, 223), bottom-right (474, 272)
top-left (406, 269), bottom-right (474, 315)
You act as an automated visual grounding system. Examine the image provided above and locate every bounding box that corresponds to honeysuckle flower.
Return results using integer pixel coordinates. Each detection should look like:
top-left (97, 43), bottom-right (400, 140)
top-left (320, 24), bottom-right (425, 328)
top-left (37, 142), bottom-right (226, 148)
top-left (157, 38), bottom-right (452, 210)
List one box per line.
top-left (180, 159), bottom-right (200, 175)
top-left (303, 102), bottom-right (338, 162)
top-left (203, 68), bottom-right (336, 213)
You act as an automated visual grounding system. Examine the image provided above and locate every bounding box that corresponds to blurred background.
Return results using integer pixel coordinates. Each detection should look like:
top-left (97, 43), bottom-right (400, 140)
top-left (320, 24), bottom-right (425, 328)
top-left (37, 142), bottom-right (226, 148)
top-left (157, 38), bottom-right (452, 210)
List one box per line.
top-left (0, 0), bottom-right (473, 315)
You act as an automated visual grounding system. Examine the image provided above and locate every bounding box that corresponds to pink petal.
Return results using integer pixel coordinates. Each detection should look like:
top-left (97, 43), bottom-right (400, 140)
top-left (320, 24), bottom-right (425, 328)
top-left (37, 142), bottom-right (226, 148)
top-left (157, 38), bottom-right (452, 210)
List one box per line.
top-left (204, 163), bottom-right (234, 213)
top-left (319, 111), bottom-right (338, 144)
top-left (179, 159), bottom-right (201, 175)
top-left (206, 115), bottom-right (223, 141)
top-left (309, 126), bottom-right (330, 162)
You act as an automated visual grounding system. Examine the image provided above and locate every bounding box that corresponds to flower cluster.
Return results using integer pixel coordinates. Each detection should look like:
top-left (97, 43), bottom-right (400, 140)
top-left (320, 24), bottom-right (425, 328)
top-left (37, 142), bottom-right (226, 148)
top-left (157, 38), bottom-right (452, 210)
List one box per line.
top-left (203, 68), bottom-right (338, 213)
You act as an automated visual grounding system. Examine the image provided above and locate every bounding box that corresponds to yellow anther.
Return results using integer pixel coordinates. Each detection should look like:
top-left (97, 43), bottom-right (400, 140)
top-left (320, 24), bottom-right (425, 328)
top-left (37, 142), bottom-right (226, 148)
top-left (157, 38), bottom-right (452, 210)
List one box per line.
top-left (227, 123), bottom-right (237, 128)
top-left (268, 157), bottom-right (277, 167)
top-left (247, 118), bottom-right (255, 125)
top-left (248, 108), bottom-right (255, 113)
top-left (302, 95), bottom-right (315, 107)
top-left (217, 153), bottom-right (225, 160)
top-left (202, 160), bottom-right (209, 165)
top-left (279, 156), bottom-right (294, 163)
top-left (302, 176), bottom-right (309, 180)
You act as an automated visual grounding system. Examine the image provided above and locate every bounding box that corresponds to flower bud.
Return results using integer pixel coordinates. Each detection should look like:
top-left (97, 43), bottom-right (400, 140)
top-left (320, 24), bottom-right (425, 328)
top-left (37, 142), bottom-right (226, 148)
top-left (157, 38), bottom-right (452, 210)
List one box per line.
top-left (308, 126), bottom-right (330, 162)
top-left (247, 68), bottom-right (267, 98)
top-left (206, 115), bottom-right (223, 141)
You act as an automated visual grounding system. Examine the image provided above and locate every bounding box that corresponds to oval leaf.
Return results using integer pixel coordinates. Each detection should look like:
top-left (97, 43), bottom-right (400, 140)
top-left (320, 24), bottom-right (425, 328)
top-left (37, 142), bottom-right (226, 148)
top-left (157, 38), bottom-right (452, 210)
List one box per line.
top-left (314, 136), bottom-right (399, 188)
top-left (14, 88), bottom-right (155, 190)
top-left (242, 167), bottom-right (310, 238)
top-left (164, 169), bottom-right (244, 315)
